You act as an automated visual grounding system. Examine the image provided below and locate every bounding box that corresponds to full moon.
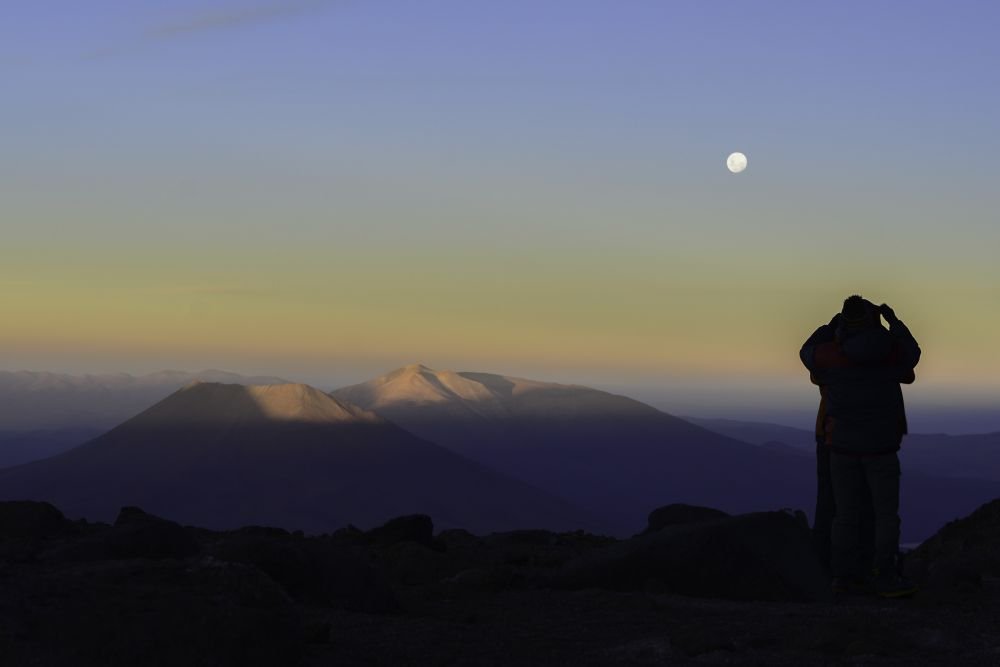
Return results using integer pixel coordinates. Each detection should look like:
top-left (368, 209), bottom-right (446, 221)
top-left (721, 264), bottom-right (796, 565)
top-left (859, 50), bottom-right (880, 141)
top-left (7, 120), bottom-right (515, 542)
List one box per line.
top-left (726, 152), bottom-right (748, 173)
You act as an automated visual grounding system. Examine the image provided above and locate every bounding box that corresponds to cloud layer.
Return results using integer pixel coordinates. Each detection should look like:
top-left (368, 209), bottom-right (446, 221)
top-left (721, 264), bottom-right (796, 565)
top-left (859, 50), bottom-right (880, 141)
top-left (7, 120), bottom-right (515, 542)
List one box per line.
top-left (149, 0), bottom-right (333, 40)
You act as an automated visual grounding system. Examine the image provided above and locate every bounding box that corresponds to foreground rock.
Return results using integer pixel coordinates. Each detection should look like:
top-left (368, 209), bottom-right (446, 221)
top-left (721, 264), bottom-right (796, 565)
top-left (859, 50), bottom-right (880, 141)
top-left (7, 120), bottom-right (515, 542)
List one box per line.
top-left (0, 551), bottom-right (301, 666)
top-left (0, 500), bottom-right (71, 538)
top-left (107, 505), bottom-right (202, 559)
top-left (210, 526), bottom-right (398, 612)
top-left (4, 499), bottom-right (1000, 665)
top-left (366, 513), bottom-right (435, 548)
top-left (548, 511), bottom-right (832, 602)
top-left (0, 501), bottom-right (396, 666)
top-left (639, 503), bottom-right (730, 535)
top-left (905, 497), bottom-right (1000, 601)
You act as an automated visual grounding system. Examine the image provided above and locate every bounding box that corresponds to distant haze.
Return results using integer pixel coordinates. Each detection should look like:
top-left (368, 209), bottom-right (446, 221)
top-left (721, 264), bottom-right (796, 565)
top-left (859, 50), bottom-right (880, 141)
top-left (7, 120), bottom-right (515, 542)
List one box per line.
top-left (0, 365), bottom-right (996, 436)
top-left (0, 369), bottom-right (288, 430)
top-left (601, 382), bottom-right (1000, 436)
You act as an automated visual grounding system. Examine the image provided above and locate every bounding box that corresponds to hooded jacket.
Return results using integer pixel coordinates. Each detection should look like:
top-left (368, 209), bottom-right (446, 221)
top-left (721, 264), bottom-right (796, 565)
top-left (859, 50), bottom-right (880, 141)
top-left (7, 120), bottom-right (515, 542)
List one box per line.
top-left (800, 319), bottom-right (920, 454)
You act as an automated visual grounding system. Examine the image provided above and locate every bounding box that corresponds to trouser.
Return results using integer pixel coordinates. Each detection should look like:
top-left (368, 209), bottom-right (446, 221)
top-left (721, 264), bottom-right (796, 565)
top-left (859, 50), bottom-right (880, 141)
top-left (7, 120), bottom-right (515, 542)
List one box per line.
top-left (813, 443), bottom-right (875, 572)
top-left (830, 451), bottom-right (901, 578)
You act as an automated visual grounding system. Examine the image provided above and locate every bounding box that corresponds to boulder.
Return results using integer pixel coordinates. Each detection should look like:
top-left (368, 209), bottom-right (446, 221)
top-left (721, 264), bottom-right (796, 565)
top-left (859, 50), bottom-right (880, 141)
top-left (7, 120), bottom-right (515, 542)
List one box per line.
top-left (906, 498), bottom-right (1000, 578)
top-left (367, 514), bottom-right (434, 548)
top-left (640, 504), bottom-right (730, 535)
top-left (330, 524), bottom-right (367, 544)
top-left (441, 566), bottom-right (518, 593)
top-left (0, 501), bottom-right (70, 539)
top-left (212, 531), bottom-right (397, 613)
top-left (379, 541), bottom-right (443, 585)
top-left (436, 528), bottom-right (482, 550)
top-left (0, 557), bottom-right (302, 666)
top-left (105, 506), bottom-right (201, 560)
top-left (483, 530), bottom-right (566, 569)
top-left (905, 497), bottom-right (1000, 601)
top-left (485, 529), bottom-right (559, 547)
top-left (547, 511), bottom-right (832, 602)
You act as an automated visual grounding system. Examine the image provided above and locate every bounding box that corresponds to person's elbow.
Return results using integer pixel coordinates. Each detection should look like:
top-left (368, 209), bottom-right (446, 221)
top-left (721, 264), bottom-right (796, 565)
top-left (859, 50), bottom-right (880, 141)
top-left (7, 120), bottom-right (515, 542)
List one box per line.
top-left (800, 347), bottom-right (815, 371)
top-left (800, 336), bottom-right (823, 368)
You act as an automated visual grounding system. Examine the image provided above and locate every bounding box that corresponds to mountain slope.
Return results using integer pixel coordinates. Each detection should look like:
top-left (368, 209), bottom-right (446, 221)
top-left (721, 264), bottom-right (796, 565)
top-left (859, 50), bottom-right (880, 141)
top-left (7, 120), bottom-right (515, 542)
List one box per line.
top-left (334, 364), bottom-right (820, 534)
top-left (0, 428), bottom-right (103, 469)
top-left (684, 416), bottom-right (1000, 542)
top-left (0, 369), bottom-right (292, 466)
top-left (335, 365), bottom-right (1000, 540)
top-left (689, 416), bottom-right (1000, 482)
top-left (0, 369), bottom-right (290, 431)
top-left (0, 382), bottom-right (592, 534)
top-left (685, 418), bottom-right (817, 452)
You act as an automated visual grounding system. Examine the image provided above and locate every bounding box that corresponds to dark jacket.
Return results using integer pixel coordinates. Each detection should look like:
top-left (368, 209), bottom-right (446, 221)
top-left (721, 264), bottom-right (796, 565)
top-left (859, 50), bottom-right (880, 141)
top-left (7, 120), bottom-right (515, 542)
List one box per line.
top-left (800, 319), bottom-right (920, 454)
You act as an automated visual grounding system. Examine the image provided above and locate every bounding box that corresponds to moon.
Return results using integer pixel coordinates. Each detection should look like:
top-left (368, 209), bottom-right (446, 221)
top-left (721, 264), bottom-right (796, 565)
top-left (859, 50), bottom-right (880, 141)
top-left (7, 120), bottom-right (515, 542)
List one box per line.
top-left (726, 152), bottom-right (748, 173)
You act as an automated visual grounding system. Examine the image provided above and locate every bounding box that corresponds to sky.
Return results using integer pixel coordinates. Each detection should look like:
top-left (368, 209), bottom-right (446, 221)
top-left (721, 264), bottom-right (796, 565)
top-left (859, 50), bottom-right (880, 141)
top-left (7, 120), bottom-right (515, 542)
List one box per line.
top-left (2, 1), bottom-right (999, 427)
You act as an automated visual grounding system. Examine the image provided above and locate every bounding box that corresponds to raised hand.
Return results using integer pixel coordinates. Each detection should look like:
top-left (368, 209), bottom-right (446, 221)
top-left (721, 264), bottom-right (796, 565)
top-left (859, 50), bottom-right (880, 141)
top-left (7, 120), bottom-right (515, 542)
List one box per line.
top-left (879, 303), bottom-right (898, 325)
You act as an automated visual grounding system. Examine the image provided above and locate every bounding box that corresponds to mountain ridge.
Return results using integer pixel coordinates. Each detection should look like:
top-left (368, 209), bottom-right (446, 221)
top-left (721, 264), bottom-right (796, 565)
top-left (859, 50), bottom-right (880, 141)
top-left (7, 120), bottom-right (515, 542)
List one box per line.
top-left (689, 416), bottom-right (1000, 482)
top-left (0, 369), bottom-right (291, 431)
top-left (333, 364), bottom-right (1000, 540)
top-left (0, 381), bottom-right (594, 534)
top-left (334, 364), bottom-right (815, 534)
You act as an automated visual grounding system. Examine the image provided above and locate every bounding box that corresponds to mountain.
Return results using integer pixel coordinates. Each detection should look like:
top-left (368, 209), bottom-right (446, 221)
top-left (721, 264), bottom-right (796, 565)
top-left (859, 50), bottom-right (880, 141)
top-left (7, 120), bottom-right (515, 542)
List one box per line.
top-left (333, 365), bottom-right (1000, 540)
top-left (687, 416), bottom-right (1000, 542)
top-left (0, 369), bottom-right (291, 431)
top-left (689, 417), bottom-right (1000, 482)
top-left (333, 364), bottom-right (820, 534)
top-left (0, 382), bottom-right (592, 534)
top-left (0, 370), bottom-right (291, 467)
top-left (685, 417), bottom-right (817, 452)
top-left (903, 432), bottom-right (1000, 480)
top-left (0, 428), bottom-right (103, 469)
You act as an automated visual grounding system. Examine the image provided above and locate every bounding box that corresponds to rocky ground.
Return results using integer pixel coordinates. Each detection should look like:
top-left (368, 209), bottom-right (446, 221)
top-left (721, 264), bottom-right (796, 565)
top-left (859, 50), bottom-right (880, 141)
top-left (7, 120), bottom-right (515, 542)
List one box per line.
top-left (2, 500), bottom-right (999, 666)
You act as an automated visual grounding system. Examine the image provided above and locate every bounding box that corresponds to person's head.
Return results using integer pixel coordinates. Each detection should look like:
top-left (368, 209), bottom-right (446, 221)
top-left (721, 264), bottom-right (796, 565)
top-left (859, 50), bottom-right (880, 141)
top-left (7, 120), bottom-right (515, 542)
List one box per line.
top-left (841, 294), bottom-right (874, 331)
top-left (839, 294), bottom-right (892, 362)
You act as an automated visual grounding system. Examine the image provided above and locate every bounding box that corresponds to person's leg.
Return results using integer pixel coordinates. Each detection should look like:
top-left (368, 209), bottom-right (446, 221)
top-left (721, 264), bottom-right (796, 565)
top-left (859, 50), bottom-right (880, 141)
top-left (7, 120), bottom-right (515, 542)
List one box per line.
top-left (830, 452), bottom-right (863, 580)
top-left (812, 442), bottom-right (835, 569)
top-left (863, 453), bottom-right (901, 575)
top-left (858, 470), bottom-right (876, 577)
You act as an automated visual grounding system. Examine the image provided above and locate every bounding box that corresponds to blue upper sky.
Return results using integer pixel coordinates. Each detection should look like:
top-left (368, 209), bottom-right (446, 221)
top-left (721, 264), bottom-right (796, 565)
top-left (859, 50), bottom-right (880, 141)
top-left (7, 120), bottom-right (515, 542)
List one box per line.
top-left (6, 1), bottom-right (997, 215)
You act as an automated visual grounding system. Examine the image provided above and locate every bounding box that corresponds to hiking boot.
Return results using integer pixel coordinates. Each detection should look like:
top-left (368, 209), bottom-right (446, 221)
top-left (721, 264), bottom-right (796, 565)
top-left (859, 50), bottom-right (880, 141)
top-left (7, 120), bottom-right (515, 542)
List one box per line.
top-left (849, 576), bottom-right (876, 595)
top-left (831, 576), bottom-right (875, 595)
top-left (873, 571), bottom-right (918, 598)
top-left (831, 577), bottom-right (850, 594)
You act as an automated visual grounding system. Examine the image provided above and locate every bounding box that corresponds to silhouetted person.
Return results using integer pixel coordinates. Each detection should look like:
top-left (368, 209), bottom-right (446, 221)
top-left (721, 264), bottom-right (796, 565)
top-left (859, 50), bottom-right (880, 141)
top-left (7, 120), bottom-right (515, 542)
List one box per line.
top-left (800, 296), bottom-right (920, 597)
top-left (808, 315), bottom-right (875, 579)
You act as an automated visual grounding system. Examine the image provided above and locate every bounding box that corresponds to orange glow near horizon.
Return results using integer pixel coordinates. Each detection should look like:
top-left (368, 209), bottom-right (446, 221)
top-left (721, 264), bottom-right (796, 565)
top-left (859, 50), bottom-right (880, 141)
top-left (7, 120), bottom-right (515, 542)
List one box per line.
top-left (1, 241), bottom-right (998, 402)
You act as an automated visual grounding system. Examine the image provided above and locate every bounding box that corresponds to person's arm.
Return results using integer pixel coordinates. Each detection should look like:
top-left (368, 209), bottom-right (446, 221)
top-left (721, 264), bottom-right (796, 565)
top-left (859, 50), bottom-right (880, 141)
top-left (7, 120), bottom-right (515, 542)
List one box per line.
top-left (800, 314), bottom-right (840, 373)
top-left (817, 365), bottom-right (916, 384)
top-left (880, 303), bottom-right (921, 370)
top-left (818, 305), bottom-right (917, 385)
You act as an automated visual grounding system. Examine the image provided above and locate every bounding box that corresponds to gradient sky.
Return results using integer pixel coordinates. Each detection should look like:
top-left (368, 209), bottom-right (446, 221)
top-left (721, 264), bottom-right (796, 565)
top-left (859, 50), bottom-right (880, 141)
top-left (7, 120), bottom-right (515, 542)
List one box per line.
top-left (3, 1), bottom-right (999, 421)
